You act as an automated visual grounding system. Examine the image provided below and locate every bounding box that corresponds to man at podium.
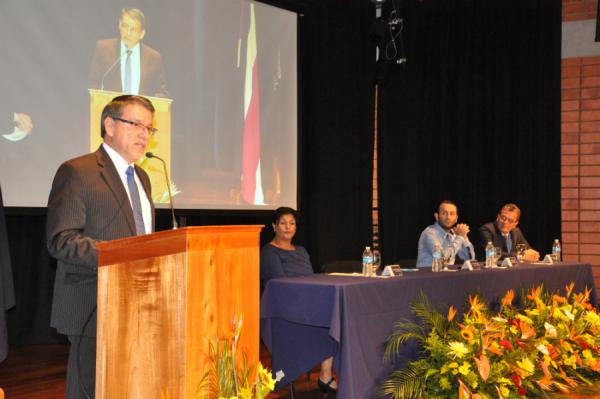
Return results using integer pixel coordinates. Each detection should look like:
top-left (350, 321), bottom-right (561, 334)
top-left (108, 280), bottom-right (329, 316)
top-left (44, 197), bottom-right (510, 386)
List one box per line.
top-left (47, 95), bottom-right (155, 398)
top-left (88, 7), bottom-right (168, 97)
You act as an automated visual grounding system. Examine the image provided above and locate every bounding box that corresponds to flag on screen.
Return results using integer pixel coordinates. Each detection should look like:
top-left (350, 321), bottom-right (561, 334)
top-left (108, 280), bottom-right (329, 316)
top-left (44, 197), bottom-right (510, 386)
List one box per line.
top-left (241, 3), bottom-right (262, 204)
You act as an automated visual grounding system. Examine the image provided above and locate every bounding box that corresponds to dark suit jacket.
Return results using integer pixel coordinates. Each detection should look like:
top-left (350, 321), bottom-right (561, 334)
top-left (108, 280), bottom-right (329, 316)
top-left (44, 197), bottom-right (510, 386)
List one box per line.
top-left (47, 146), bottom-right (154, 337)
top-left (88, 38), bottom-right (168, 97)
top-left (476, 222), bottom-right (531, 261)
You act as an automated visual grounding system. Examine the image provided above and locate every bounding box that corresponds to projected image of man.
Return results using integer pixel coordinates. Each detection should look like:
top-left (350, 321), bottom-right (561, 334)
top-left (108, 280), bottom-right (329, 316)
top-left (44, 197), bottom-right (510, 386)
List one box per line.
top-left (88, 8), bottom-right (168, 97)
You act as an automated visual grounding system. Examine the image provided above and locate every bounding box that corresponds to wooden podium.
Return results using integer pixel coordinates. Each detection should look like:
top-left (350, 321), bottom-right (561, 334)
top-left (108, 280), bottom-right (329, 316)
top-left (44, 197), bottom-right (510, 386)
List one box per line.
top-left (95, 226), bottom-right (262, 398)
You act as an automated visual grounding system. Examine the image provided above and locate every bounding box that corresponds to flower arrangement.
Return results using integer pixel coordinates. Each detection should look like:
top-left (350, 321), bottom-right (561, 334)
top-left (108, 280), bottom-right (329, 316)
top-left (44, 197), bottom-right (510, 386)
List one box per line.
top-left (378, 283), bottom-right (600, 398)
top-left (200, 315), bottom-right (278, 399)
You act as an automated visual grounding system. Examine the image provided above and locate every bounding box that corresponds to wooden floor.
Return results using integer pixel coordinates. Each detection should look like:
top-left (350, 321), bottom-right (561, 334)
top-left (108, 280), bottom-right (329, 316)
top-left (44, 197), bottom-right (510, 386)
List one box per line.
top-left (3, 344), bottom-right (600, 398)
top-left (0, 344), bottom-right (324, 399)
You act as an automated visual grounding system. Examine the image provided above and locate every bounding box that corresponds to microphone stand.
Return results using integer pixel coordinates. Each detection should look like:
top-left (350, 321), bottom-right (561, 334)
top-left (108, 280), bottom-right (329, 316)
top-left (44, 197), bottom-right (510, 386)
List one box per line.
top-left (146, 152), bottom-right (178, 229)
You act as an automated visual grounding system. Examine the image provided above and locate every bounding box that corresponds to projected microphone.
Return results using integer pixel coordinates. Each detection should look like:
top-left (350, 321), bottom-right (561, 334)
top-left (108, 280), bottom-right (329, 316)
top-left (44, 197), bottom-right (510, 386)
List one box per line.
top-left (146, 152), bottom-right (178, 230)
top-left (100, 51), bottom-right (127, 91)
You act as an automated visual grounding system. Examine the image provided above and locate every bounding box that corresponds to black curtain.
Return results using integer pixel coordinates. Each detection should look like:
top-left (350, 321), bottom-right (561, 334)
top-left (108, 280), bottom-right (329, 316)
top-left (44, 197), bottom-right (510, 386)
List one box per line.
top-left (378, 0), bottom-right (562, 264)
top-left (295, 0), bottom-right (375, 269)
top-left (4, 0), bottom-right (376, 345)
top-left (0, 186), bottom-right (16, 360)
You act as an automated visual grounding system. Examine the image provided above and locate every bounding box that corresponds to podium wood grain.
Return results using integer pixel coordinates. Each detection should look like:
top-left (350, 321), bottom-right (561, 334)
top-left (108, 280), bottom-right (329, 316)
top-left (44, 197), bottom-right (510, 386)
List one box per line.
top-left (96, 226), bottom-right (262, 398)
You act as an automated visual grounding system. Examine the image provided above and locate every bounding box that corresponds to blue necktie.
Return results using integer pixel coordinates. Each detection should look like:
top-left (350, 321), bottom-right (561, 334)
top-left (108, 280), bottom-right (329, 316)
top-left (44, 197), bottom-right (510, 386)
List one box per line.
top-left (505, 234), bottom-right (512, 253)
top-left (126, 166), bottom-right (145, 235)
top-left (124, 49), bottom-right (132, 93)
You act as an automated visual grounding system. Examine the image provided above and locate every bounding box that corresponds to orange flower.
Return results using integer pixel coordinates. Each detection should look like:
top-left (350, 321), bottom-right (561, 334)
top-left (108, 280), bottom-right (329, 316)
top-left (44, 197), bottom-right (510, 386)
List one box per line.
top-left (448, 305), bottom-right (457, 322)
top-left (457, 377), bottom-right (473, 399)
top-left (552, 294), bottom-right (567, 304)
top-left (468, 295), bottom-right (484, 318)
top-left (501, 289), bottom-right (515, 308)
top-left (520, 322), bottom-right (537, 340)
top-left (473, 354), bottom-right (490, 381)
top-left (565, 282), bottom-right (575, 297)
top-left (527, 285), bottom-right (542, 301)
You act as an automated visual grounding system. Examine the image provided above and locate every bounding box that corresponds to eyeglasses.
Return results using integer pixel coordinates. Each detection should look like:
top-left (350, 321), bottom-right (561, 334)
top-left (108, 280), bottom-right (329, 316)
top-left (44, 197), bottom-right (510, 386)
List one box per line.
top-left (119, 21), bottom-right (143, 35)
top-left (498, 214), bottom-right (517, 224)
top-left (112, 117), bottom-right (157, 136)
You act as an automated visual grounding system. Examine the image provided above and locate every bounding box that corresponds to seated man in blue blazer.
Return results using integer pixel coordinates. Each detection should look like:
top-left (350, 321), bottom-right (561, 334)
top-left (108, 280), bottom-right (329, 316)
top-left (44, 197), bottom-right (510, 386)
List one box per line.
top-left (477, 203), bottom-right (540, 262)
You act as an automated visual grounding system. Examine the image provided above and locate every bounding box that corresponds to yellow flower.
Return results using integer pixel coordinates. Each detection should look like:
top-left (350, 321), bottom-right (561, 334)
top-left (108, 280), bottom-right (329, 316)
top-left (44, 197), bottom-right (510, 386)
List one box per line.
top-left (449, 362), bottom-right (459, 368)
top-left (239, 386), bottom-right (253, 399)
top-left (439, 377), bottom-right (451, 389)
top-left (562, 341), bottom-right (574, 353)
top-left (460, 326), bottom-right (475, 341)
top-left (583, 349), bottom-right (594, 361)
top-left (458, 361), bottom-right (471, 376)
top-left (563, 354), bottom-right (577, 368)
top-left (258, 363), bottom-right (276, 391)
top-left (471, 380), bottom-right (478, 389)
top-left (516, 357), bottom-right (535, 377)
top-left (563, 308), bottom-right (575, 321)
top-left (448, 341), bottom-right (469, 358)
top-left (544, 355), bottom-right (557, 369)
top-left (544, 322), bottom-right (557, 338)
top-left (552, 307), bottom-right (564, 321)
top-left (516, 314), bottom-right (534, 325)
top-left (585, 311), bottom-right (600, 326)
top-left (581, 334), bottom-right (595, 345)
top-left (510, 326), bottom-right (518, 334)
top-left (525, 308), bottom-right (540, 317)
top-left (499, 385), bottom-right (510, 397)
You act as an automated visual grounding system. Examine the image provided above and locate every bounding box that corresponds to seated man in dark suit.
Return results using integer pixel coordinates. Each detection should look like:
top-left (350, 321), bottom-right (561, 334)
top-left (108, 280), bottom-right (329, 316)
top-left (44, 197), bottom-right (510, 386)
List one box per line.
top-left (477, 203), bottom-right (540, 262)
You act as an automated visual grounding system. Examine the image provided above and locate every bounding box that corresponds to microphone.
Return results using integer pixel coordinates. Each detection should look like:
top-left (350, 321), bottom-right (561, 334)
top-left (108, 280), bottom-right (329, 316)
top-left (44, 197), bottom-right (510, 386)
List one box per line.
top-left (145, 152), bottom-right (178, 230)
top-left (100, 50), bottom-right (127, 91)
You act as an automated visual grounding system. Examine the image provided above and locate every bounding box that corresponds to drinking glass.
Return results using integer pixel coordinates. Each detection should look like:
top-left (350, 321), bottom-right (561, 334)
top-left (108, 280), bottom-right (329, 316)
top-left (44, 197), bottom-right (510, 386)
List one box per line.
top-left (494, 247), bottom-right (502, 265)
top-left (442, 247), bottom-right (454, 271)
top-left (372, 251), bottom-right (381, 275)
top-left (516, 244), bottom-right (527, 262)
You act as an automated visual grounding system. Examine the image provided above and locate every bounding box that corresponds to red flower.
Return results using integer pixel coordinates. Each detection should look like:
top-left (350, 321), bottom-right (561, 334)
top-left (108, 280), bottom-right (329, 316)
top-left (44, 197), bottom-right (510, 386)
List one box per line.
top-left (500, 340), bottom-right (514, 351)
top-left (511, 374), bottom-right (521, 386)
top-left (515, 340), bottom-right (528, 350)
top-left (575, 338), bottom-right (588, 351)
top-left (518, 387), bottom-right (527, 396)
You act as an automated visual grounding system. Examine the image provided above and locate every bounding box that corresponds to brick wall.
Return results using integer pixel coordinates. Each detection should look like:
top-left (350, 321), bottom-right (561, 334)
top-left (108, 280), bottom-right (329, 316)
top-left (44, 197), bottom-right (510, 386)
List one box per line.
top-left (561, 56), bottom-right (600, 288)
top-left (563, 0), bottom-right (597, 21)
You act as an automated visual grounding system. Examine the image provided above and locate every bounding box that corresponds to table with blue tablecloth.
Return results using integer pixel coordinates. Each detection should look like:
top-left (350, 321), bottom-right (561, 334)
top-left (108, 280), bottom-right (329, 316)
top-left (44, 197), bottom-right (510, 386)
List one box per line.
top-left (260, 263), bottom-right (597, 399)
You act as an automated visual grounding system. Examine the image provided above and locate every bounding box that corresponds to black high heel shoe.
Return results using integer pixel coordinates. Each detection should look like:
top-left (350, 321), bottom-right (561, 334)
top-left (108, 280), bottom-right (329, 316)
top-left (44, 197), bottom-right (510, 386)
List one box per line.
top-left (318, 377), bottom-right (337, 396)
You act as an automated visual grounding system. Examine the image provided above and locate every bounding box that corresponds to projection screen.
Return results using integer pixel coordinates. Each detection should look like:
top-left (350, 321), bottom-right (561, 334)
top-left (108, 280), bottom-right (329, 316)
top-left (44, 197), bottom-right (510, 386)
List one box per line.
top-left (0, 0), bottom-right (297, 209)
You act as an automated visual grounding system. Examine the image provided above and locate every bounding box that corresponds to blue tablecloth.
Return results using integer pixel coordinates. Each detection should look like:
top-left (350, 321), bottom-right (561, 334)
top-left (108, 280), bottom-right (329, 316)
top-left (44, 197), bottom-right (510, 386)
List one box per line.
top-left (260, 263), bottom-right (597, 399)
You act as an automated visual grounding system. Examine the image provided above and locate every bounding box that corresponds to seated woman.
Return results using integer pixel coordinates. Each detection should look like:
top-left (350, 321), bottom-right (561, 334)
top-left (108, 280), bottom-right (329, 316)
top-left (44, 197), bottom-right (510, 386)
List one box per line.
top-left (260, 206), bottom-right (338, 395)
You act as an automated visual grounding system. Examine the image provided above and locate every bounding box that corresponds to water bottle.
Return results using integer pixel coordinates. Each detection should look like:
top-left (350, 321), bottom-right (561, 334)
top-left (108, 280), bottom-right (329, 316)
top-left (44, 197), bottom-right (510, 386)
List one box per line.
top-left (485, 241), bottom-right (495, 268)
top-left (552, 239), bottom-right (561, 262)
top-left (362, 246), bottom-right (373, 277)
top-left (432, 243), bottom-right (443, 272)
